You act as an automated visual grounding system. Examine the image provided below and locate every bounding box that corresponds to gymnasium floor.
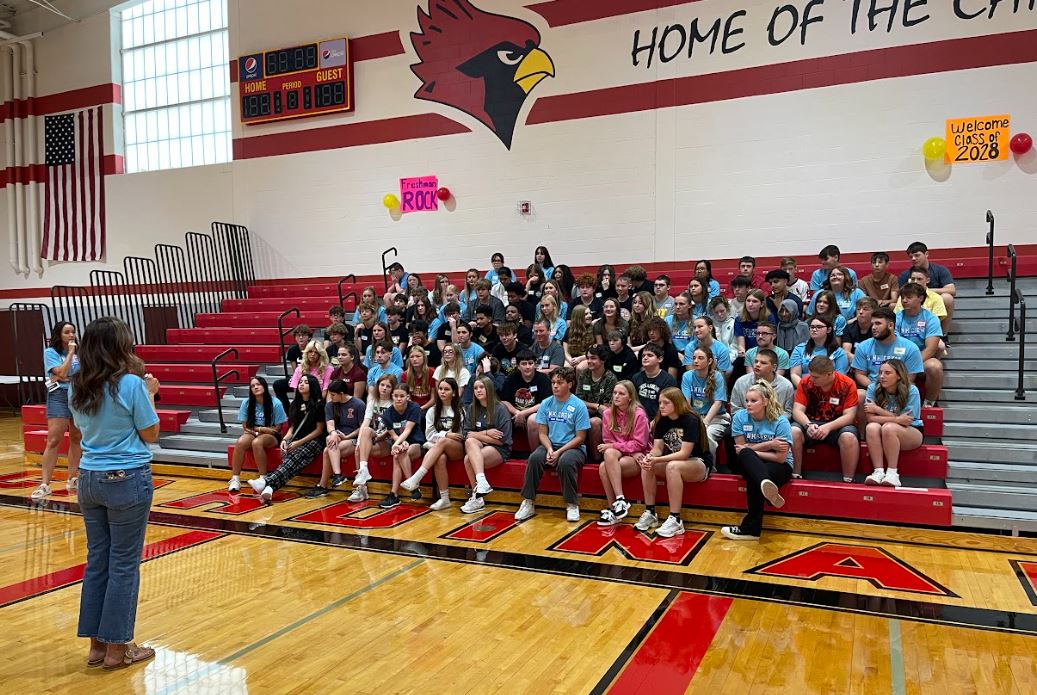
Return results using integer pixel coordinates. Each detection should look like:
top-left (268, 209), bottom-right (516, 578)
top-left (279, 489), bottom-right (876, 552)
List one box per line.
top-left (2, 413), bottom-right (1035, 694)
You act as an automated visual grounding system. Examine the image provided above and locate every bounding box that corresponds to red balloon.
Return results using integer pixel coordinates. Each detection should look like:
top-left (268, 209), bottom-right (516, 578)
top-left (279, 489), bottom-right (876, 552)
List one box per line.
top-left (1010, 133), bottom-right (1033, 155)
top-left (436, 187), bottom-right (451, 201)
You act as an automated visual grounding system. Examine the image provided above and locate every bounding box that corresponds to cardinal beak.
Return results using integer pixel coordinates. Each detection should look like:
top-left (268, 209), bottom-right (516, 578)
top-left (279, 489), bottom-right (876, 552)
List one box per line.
top-left (514, 47), bottom-right (555, 94)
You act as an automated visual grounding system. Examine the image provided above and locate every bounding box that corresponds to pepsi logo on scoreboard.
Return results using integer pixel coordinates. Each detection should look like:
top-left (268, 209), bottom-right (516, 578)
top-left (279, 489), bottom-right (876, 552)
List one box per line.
top-left (238, 37), bottom-right (354, 125)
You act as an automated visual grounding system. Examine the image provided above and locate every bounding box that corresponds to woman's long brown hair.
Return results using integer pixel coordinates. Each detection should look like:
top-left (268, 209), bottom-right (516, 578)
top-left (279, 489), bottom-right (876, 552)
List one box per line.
top-left (70, 317), bottom-right (145, 415)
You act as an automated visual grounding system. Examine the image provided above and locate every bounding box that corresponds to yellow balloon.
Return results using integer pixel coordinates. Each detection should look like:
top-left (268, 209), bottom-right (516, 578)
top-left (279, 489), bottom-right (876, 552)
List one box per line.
top-left (383, 193), bottom-right (400, 209)
top-left (922, 137), bottom-right (946, 160)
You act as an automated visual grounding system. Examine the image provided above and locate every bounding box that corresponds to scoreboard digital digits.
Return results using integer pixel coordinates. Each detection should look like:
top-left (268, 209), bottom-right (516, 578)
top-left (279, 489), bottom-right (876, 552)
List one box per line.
top-left (238, 37), bottom-right (354, 125)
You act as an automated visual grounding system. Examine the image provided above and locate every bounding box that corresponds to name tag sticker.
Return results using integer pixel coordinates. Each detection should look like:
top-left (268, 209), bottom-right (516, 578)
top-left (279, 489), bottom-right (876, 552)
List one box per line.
top-left (829, 397), bottom-right (840, 405)
top-left (917, 321), bottom-right (927, 328)
top-left (566, 405), bottom-right (576, 412)
top-left (880, 284), bottom-right (889, 290)
top-left (529, 386), bottom-right (538, 393)
top-left (613, 365), bottom-right (623, 372)
top-left (742, 425), bottom-right (753, 432)
top-left (693, 400), bottom-right (704, 408)
top-left (893, 347), bottom-right (906, 356)
top-left (582, 384), bottom-right (591, 391)
top-left (475, 421), bottom-right (483, 428)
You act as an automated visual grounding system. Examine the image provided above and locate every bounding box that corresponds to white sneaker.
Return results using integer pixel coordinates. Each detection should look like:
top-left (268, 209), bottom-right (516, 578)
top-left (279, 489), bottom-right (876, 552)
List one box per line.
top-left (474, 477), bottom-right (493, 495)
top-left (565, 504), bottom-right (580, 522)
top-left (597, 508), bottom-right (619, 526)
top-left (656, 515), bottom-right (685, 538)
top-left (228, 476), bottom-right (240, 493)
top-left (760, 480), bottom-right (785, 508)
top-left (515, 499), bottom-right (535, 521)
top-left (881, 470), bottom-right (902, 488)
top-left (461, 495), bottom-right (485, 514)
top-left (347, 485), bottom-right (369, 502)
top-left (865, 470), bottom-right (885, 486)
top-left (248, 477), bottom-right (266, 494)
top-left (430, 496), bottom-right (452, 511)
top-left (721, 525), bottom-right (759, 541)
top-left (260, 486), bottom-right (273, 503)
top-left (634, 510), bottom-right (659, 531)
top-left (30, 483), bottom-right (51, 500)
top-left (353, 465), bottom-right (372, 486)
top-left (66, 477), bottom-right (78, 493)
top-left (400, 471), bottom-right (424, 491)
top-left (612, 498), bottom-right (631, 520)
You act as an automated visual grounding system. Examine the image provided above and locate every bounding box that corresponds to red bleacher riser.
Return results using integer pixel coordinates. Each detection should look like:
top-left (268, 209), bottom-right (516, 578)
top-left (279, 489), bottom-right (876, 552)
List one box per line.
top-left (222, 296), bottom-right (350, 313)
top-left (158, 385), bottom-right (226, 407)
top-left (136, 345), bottom-right (283, 363)
top-left (194, 311), bottom-right (330, 329)
top-left (921, 407), bottom-right (943, 437)
top-left (21, 405), bottom-right (191, 434)
top-left (800, 443), bottom-right (947, 479)
top-left (231, 448), bottom-right (951, 526)
top-left (167, 327), bottom-right (294, 345)
top-left (247, 283), bottom-right (351, 298)
top-left (145, 363), bottom-right (258, 384)
top-left (23, 430), bottom-right (66, 454)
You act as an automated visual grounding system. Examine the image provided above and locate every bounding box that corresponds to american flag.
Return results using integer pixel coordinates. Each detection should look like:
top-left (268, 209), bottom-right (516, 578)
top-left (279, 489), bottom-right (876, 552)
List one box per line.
top-left (41, 106), bottom-right (106, 261)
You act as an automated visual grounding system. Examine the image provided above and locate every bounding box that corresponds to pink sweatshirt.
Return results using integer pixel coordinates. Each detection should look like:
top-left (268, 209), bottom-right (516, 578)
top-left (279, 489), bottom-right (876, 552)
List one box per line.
top-left (290, 365), bottom-right (334, 391)
top-left (602, 406), bottom-right (652, 455)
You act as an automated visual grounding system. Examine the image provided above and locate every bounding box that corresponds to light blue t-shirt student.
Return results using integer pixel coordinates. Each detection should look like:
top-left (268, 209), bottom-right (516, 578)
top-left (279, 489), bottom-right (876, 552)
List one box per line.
top-left (43, 348), bottom-right (79, 389)
top-left (364, 344), bottom-right (404, 369)
top-left (866, 383), bottom-right (923, 427)
top-left (535, 394), bottom-right (591, 453)
top-left (809, 289), bottom-right (865, 322)
top-left (810, 267), bottom-right (859, 292)
top-left (895, 309), bottom-right (941, 351)
top-left (680, 371), bottom-right (727, 418)
top-left (352, 305), bottom-right (387, 325)
top-left (237, 398), bottom-right (288, 427)
top-left (69, 374), bottom-right (159, 471)
top-left (682, 339), bottom-right (733, 373)
top-left (851, 336), bottom-right (924, 381)
top-left (706, 279), bottom-right (721, 298)
top-left (459, 343), bottom-right (486, 375)
top-left (790, 343), bottom-right (849, 374)
top-left (666, 316), bottom-right (694, 353)
top-left (366, 362), bottom-right (403, 387)
top-left (731, 409), bottom-right (794, 466)
top-left (746, 346), bottom-right (790, 371)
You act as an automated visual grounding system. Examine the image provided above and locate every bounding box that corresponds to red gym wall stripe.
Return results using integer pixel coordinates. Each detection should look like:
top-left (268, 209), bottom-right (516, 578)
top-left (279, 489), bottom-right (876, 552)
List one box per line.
top-left (0, 83), bottom-right (121, 125)
top-left (0, 155), bottom-right (123, 190)
top-left (527, 0), bottom-right (702, 27)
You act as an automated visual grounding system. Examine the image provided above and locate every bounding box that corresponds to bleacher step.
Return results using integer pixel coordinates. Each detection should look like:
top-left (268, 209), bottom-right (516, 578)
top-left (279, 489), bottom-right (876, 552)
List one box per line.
top-left (949, 320), bottom-right (1009, 334)
top-left (149, 444), bottom-right (228, 467)
top-left (146, 363), bottom-right (259, 384)
top-left (944, 333), bottom-right (1028, 345)
top-left (951, 506), bottom-right (1037, 533)
top-left (136, 345), bottom-right (283, 363)
top-left (947, 461), bottom-right (1037, 485)
top-left (940, 404), bottom-right (1035, 425)
top-left (167, 327), bottom-right (294, 345)
top-left (942, 345), bottom-right (1026, 360)
top-left (222, 297), bottom-right (340, 312)
top-left (179, 421), bottom-right (246, 436)
top-left (160, 433), bottom-right (238, 453)
top-left (942, 372), bottom-right (1037, 389)
top-left (195, 311), bottom-right (329, 328)
top-left (943, 422), bottom-right (1037, 441)
top-left (942, 357), bottom-right (1037, 371)
top-left (949, 482), bottom-right (1037, 512)
top-left (940, 440), bottom-right (1037, 465)
top-left (940, 388), bottom-right (1028, 404)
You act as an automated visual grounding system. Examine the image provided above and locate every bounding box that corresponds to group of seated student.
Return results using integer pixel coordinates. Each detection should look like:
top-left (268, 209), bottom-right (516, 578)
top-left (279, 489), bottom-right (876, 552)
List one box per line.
top-left (233, 242), bottom-right (948, 533)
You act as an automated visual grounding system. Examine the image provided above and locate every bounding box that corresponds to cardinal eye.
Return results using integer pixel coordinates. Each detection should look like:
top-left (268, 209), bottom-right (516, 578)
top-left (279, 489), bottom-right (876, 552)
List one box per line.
top-left (497, 49), bottom-right (523, 66)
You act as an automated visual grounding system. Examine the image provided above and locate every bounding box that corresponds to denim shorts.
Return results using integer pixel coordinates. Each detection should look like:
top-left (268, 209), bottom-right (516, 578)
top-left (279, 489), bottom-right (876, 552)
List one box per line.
top-left (46, 387), bottom-right (73, 419)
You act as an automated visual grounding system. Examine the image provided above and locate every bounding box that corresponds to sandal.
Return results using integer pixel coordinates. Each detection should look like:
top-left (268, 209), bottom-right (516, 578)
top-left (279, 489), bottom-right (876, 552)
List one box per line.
top-left (791, 473), bottom-right (803, 480)
top-left (102, 643), bottom-right (155, 671)
top-left (87, 656), bottom-right (105, 668)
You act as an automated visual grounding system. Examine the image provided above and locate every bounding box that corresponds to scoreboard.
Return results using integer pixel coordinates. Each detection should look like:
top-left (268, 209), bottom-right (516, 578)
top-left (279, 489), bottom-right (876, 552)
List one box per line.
top-left (238, 37), bottom-right (354, 125)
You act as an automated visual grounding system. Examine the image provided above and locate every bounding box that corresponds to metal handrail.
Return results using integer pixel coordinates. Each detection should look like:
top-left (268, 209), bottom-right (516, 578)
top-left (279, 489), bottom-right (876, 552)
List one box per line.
top-left (277, 308), bottom-right (302, 379)
top-left (1007, 245), bottom-right (1018, 342)
top-left (210, 347), bottom-right (240, 434)
top-left (1013, 290), bottom-right (1026, 401)
top-left (985, 210), bottom-right (995, 296)
top-left (381, 247), bottom-right (398, 293)
top-left (337, 274), bottom-right (356, 308)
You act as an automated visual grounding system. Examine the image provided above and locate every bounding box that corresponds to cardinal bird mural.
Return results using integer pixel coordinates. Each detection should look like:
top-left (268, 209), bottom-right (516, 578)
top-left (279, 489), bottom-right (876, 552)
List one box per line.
top-left (410, 0), bottom-right (555, 149)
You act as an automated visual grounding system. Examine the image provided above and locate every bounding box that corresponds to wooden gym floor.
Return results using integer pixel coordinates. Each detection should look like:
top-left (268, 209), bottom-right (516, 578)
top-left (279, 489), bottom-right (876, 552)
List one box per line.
top-left (1, 413), bottom-right (1035, 694)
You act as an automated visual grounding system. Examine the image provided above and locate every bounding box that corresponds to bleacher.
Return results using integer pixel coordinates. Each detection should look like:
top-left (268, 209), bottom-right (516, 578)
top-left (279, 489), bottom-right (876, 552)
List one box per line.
top-left (21, 242), bottom-right (1037, 530)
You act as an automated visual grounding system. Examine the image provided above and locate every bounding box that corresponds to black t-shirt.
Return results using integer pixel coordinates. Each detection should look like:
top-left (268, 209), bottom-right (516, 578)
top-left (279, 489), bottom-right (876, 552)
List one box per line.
top-left (356, 326), bottom-right (375, 354)
top-left (285, 344), bottom-right (304, 369)
top-left (638, 341), bottom-right (682, 375)
top-left (511, 298), bottom-right (536, 325)
top-left (632, 370), bottom-right (678, 420)
top-left (595, 286), bottom-right (617, 301)
top-left (653, 412), bottom-right (712, 466)
top-left (435, 321), bottom-right (453, 344)
top-left (515, 323), bottom-right (534, 345)
top-left (605, 346), bottom-right (640, 381)
top-left (492, 341), bottom-right (528, 377)
top-left (474, 325), bottom-right (501, 353)
top-left (566, 298), bottom-right (604, 321)
top-left (526, 282), bottom-right (544, 303)
top-left (615, 295), bottom-right (633, 314)
top-left (500, 371), bottom-right (551, 410)
top-left (842, 320), bottom-right (872, 349)
top-left (288, 398), bottom-right (325, 444)
top-left (387, 324), bottom-right (409, 348)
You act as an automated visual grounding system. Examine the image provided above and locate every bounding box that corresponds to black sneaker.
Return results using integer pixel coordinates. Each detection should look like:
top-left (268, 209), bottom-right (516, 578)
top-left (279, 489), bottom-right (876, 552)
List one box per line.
top-left (303, 485), bottom-right (329, 499)
top-left (720, 525), bottom-right (760, 541)
top-left (410, 489), bottom-right (422, 501)
top-left (379, 492), bottom-right (401, 509)
top-left (330, 473), bottom-right (348, 488)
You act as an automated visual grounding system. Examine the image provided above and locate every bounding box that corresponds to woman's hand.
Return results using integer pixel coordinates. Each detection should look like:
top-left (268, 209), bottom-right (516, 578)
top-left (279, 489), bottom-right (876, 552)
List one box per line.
top-left (734, 444), bottom-right (746, 454)
top-left (280, 439), bottom-right (289, 452)
top-left (864, 402), bottom-right (881, 415)
top-left (487, 428), bottom-right (503, 440)
top-left (143, 373), bottom-right (160, 395)
top-left (597, 443), bottom-right (609, 453)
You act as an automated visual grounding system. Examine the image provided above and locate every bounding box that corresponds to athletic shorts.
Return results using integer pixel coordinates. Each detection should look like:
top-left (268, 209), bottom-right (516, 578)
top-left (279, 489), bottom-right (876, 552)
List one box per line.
top-left (793, 421), bottom-right (859, 447)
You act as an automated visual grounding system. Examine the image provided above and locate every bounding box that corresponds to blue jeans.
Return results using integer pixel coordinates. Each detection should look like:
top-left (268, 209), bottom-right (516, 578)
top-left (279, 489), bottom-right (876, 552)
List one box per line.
top-left (77, 467), bottom-right (153, 644)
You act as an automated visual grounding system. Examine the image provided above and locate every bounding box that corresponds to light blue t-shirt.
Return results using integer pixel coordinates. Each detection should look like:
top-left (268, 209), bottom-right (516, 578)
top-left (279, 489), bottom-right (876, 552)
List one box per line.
top-left (809, 289), bottom-right (865, 322)
top-left (459, 343), bottom-right (486, 375)
top-left (790, 343), bottom-right (849, 374)
top-left (682, 338), bottom-right (733, 373)
top-left (486, 269), bottom-right (500, 286)
top-left (680, 370), bottom-right (727, 417)
top-left (366, 362), bottom-right (403, 387)
top-left (69, 373), bottom-right (159, 471)
top-left (666, 316), bottom-right (694, 352)
top-left (535, 394), bottom-right (591, 452)
top-left (895, 309), bottom-right (941, 351)
top-left (851, 336), bottom-right (924, 381)
top-left (866, 383), bottom-right (923, 427)
top-left (364, 344), bottom-right (404, 369)
top-left (535, 302), bottom-right (568, 322)
top-left (706, 279), bottom-right (721, 298)
top-left (810, 267), bottom-right (859, 292)
top-left (352, 305), bottom-right (388, 325)
top-left (746, 346), bottom-right (790, 371)
top-left (237, 398), bottom-right (288, 427)
top-left (542, 266), bottom-right (555, 280)
top-left (731, 409), bottom-right (794, 467)
top-left (44, 347), bottom-right (79, 390)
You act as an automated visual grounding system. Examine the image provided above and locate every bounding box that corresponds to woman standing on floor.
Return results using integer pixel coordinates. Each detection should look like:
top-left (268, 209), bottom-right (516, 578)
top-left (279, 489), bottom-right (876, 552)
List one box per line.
top-left (34, 321), bottom-right (83, 499)
top-left (69, 316), bottom-right (161, 670)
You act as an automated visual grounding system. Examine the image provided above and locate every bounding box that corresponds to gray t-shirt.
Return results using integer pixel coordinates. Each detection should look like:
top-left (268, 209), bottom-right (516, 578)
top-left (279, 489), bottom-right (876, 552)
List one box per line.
top-left (532, 340), bottom-right (565, 370)
top-left (730, 373), bottom-right (795, 418)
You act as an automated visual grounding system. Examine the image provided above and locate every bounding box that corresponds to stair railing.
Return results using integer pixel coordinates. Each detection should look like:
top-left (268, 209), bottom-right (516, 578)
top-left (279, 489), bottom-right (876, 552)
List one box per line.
top-left (277, 308), bottom-right (302, 379)
top-left (1007, 245), bottom-right (1018, 342)
top-left (985, 210), bottom-right (995, 296)
top-left (1013, 291), bottom-right (1026, 401)
top-left (381, 247), bottom-right (399, 293)
top-left (211, 348), bottom-right (240, 434)
top-left (337, 274), bottom-right (357, 310)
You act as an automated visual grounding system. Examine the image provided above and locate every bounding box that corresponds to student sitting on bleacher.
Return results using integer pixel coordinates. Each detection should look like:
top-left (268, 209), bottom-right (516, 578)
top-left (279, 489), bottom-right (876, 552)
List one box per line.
top-left (765, 270), bottom-right (803, 318)
top-left (402, 345), bottom-right (436, 411)
top-left (524, 263), bottom-right (545, 304)
top-left (347, 373), bottom-right (396, 502)
top-left (808, 290), bottom-right (848, 337)
top-left (810, 245), bottom-right (858, 292)
top-left (486, 252), bottom-right (505, 285)
top-left (353, 287), bottom-right (387, 324)
top-left (894, 283), bottom-right (944, 406)
top-left (531, 319), bottom-right (565, 376)
top-left (722, 380), bottom-right (793, 541)
top-left (460, 376), bottom-right (514, 514)
top-left (595, 264), bottom-right (618, 301)
top-left (651, 275), bottom-right (675, 318)
top-left (228, 376), bottom-right (288, 493)
top-left (407, 322), bottom-right (441, 370)
top-left (291, 341), bottom-right (334, 398)
top-left (534, 245), bottom-right (555, 280)
top-left (324, 322), bottom-right (353, 366)
top-left (790, 316), bottom-right (849, 387)
top-left (682, 317), bottom-right (733, 376)
top-left (385, 307), bottom-right (409, 348)
top-left (791, 356), bottom-right (860, 482)
top-left (745, 321), bottom-right (790, 377)
top-left (384, 262), bottom-right (410, 307)
top-left (248, 374), bottom-right (326, 504)
top-left (536, 295), bottom-right (567, 341)
top-left (638, 317), bottom-right (683, 380)
top-left (728, 276), bottom-right (750, 317)
top-left (776, 299), bottom-right (809, 354)
top-left (613, 273), bottom-right (634, 318)
top-left (633, 344), bottom-right (678, 420)
top-left (500, 349), bottom-right (550, 452)
top-left (594, 298), bottom-right (629, 346)
top-left (505, 304), bottom-right (535, 344)
top-left (686, 281), bottom-right (710, 320)
top-left (374, 382), bottom-right (426, 509)
top-left (363, 323), bottom-right (404, 369)
top-left (366, 341), bottom-right (404, 389)
top-left (634, 387), bottom-right (713, 538)
top-left (899, 241), bottom-right (955, 329)
top-left (709, 297), bottom-right (739, 365)
top-left (738, 256), bottom-right (766, 290)
top-left (491, 266), bottom-right (514, 304)
top-left (863, 359), bottom-right (923, 489)
top-left (730, 349), bottom-right (795, 418)
top-left (506, 282), bottom-right (535, 327)
top-left (273, 324), bottom-right (313, 412)
top-left (819, 266), bottom-right (865, 322)
top-left (859, 252), bottom-right (899, 308)
top-left (895, 267), bottom-right (950, 338)
top-left (851, 307), bottom-right (924, 428)
top-left (628, 292), bottom-right (655, 349)
top-left (472, 306), bottom-right (501, 353)
top-left (605, 330), bottom-right (639, 381)
top-left (596, 380), bottom-right (652, 526)
top-left (695, 260), bottom-right (722, 299)
top-left (680, 346), bottom-right (730, 455)
top-left (492, 322), bottom-right (527, 377)
top-left (329, 343), bottom-right (366, 400)
top-left (570, 274), bottom-right (604, 320)
top-left (462, 280), bottom-right (505, 324)
top-left (841, 297), bottom-right (878, 365)
top-left (401, 378), bottom-right (464, 510)
top-left (575, 345), bottom-right (618, 462)
top-left (563, 306), bottom-right (596, 372)
top-left (781, 257), bottom-right (810, 301)
top-left (302, 380), bottom-right (366, 498)
top-left (515, 367), bottom-right (591, 522)
top-left (667, 293), bottom-right (695, 354)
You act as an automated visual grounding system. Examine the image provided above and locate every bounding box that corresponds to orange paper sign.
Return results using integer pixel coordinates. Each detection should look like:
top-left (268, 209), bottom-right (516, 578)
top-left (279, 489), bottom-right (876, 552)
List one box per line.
top-left (945, 114), bottom-right (1010, 164)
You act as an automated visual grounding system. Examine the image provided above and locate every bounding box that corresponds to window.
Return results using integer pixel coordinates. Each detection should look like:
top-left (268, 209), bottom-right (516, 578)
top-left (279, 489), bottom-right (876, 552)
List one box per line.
top-left (118, 0), bottom-right (231, 173)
